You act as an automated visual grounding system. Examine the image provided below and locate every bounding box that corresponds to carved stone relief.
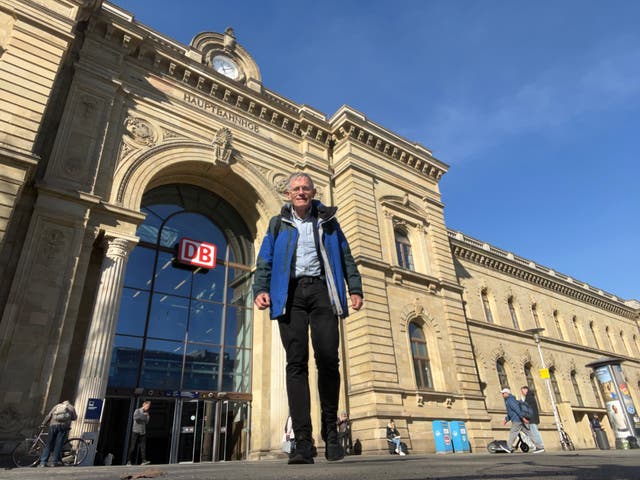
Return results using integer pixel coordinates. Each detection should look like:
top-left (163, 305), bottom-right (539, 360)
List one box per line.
top-left (0, 10), bottom-right (15, 57)
top-left (124, 116), bottom-right (157, 147)
top-left (36, 228), bottom-right (68, 268)
top-left (213, 127), bottom-right (233, 165)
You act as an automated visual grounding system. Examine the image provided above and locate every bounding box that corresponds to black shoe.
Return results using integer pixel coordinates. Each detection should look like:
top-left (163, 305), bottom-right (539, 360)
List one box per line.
top-left (325, 430), bottom-right (344, 461)
top-left (288, 440), bottom-right (314, 465)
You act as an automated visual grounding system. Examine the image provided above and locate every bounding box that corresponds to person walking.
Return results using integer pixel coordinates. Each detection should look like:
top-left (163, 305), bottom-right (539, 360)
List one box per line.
top-left (520, 386), bottom-right (544, 450)
top-left (500, 388), bottom-right (544, 453)
top-left (337, 411), bottom-right (352, 455)
top-left (127, 400), bottom-right (151, 465)
top-left (38, 400), bottom-right (77, 467)
top-left (253, 172), bottom-right (364, 465)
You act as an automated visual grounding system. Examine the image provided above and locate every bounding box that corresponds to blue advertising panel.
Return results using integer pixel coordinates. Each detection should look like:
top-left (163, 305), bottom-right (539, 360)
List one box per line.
top-left (84, 398), bottom-right (103, 422)
top-left (432, 420), bottom-right (453, 454)
top-left (449, 421), bottom-right (471, 453)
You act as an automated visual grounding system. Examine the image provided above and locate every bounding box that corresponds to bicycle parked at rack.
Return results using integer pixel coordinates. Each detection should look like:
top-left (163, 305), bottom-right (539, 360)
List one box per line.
top-left (11, 426), bottom-right (89, 467)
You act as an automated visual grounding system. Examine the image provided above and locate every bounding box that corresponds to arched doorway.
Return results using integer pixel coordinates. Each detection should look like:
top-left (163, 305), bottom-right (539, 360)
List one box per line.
top-left (97, 184), bottom-right (254, 464)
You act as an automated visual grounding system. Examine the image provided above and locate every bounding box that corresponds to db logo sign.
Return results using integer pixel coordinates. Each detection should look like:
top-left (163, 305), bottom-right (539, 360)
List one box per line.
top-left (177, 238), bottom-right (217, 269)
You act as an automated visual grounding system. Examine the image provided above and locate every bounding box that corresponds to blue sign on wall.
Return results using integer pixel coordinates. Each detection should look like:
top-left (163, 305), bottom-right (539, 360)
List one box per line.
top-left (85, 398), bottom-right (104, 422)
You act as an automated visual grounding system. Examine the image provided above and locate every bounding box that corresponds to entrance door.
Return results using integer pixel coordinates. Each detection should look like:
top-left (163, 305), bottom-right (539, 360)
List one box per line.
top-left (215, 400), bottom-right (250, 461)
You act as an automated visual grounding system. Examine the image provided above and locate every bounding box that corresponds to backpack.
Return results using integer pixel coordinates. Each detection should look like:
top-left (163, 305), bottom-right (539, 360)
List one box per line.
top-left (518, 400), bottom-right (533, 419)
top-left (353, 438), bottom-right (362, 455)
top-left (53, 403), bottom-right (71, 422)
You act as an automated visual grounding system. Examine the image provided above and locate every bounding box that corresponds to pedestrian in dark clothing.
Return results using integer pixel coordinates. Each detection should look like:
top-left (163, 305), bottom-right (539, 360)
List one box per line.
top-left (127, 400), bottom-right (151, 465)
top-left (39, 400), bottom-right (77, 467)
top-left (520, 386), bottom-right (544, 450)
top-left (500, 388), bottom-right (544, 453)
top-left (253, 172), bottom-right (364, 465)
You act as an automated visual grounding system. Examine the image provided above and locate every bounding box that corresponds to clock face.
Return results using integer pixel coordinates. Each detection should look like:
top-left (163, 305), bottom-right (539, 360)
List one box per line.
top-left (212, 55), bottom-right (239, 79)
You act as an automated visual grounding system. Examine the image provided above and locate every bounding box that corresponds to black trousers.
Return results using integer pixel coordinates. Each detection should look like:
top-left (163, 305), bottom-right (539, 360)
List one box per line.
top-left (278, 277), bottom-right (340, 443)
top-left (127, 432), bottom-right (147, 463)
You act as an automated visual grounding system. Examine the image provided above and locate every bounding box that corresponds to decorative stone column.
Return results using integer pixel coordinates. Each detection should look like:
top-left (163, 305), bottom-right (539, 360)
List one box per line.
top-left (72, 232), bottom-right (137, 437)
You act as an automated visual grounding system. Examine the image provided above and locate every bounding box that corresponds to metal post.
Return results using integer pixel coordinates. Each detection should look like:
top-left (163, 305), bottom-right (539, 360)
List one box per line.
top-left (526, 328), bottom-right (565, 449)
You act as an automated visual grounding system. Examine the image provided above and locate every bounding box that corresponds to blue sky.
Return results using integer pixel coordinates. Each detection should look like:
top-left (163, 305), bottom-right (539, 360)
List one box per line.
top-left (110, 1), bottom-right (639, 301)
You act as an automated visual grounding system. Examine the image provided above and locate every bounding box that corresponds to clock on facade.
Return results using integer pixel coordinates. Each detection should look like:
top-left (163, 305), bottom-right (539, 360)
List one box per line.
top-left (212, 55), bottom-right (240, 79)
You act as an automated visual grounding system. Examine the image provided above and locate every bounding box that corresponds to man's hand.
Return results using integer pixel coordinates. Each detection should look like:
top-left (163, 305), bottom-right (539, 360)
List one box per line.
top-left (350, 294), bottom-right (363, 311)
top-left (502, 419), bottom-right (508, 426)
top-left (522, 417), bottom-right (530, 425)
top-left (254, 293), bottom-right (271, 310)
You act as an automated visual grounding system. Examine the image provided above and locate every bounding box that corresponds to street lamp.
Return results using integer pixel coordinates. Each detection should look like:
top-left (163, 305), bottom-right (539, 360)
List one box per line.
top-left (525, 327), bottom-right (565, 448)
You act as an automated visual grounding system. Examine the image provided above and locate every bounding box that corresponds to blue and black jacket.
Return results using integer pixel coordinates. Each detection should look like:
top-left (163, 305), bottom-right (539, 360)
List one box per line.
top-left (504, 394), bottom-right (527, 423)
top-left (253, 200), bottom-right (363, 319)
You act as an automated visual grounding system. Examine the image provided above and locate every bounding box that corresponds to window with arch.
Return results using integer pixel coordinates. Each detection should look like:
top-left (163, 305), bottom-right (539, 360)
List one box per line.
top-left (620, 331), bottom-right (631, 356)
top-left (409, 322), bottom-right (433, 390)
top-left (605, 326), bottom-right (614, 351)
top-left (570, 370), bottom-right (584, 407)
top-left (524, 363), bottom-right (536, 394)
top-left (634, 335), bottom-right (640, 356)
top-left (496, 358), bottom-right (509, 389)
top-left (590, 373), bottom-right (603, 407)
top-left (549, 367), bottom-right (562, 403)
top-left (394, 228), bottom-right (414, 271)
top-left (109, 184), bottom-right (254, 394)
top-left (507, 297), bottom-right (520, 329)
top-left (481, 289), bottom-right (494, 324)
top-left (553, 310), bottom-right (564, 340)
top-left (572, 316), bottom-right (584, 344)
top-left (531, 303), bottom-right (540, 328)
top-left (589, 321), bottom-right (600, 349)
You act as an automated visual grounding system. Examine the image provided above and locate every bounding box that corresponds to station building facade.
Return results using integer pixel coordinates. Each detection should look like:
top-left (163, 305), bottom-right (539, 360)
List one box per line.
top-left (1, 0), bottom-right (638, 464)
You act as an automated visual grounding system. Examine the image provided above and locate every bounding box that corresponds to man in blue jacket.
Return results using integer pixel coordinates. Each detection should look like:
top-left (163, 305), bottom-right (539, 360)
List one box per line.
top-left (500, 388), bottom-right (545, 453)
top-left (254, 172), bottom-right (363, 465)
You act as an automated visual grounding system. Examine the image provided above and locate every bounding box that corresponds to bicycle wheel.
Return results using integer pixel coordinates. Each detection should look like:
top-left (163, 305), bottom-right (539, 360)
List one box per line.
top-left (12, 437), bottom-right (43, 467)
top-left (61, 438), bottom-right (89, 466)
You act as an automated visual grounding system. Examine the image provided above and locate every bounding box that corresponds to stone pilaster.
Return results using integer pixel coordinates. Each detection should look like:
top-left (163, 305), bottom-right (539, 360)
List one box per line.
top-left (72, 233), bottom-right (137, 435)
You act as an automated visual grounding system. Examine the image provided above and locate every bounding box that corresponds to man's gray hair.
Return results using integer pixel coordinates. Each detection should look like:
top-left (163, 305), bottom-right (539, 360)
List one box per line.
top-left (286, 172), bottom-right (315, 190)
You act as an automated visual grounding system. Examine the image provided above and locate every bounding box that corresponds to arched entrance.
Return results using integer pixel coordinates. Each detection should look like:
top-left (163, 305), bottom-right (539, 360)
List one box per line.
top-left (97, 184), bottom-right (254, 464)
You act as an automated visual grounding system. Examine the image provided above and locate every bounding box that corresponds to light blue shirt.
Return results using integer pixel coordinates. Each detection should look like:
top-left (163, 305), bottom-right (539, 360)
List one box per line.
top-left (292, 210), bottom-right (322, 278)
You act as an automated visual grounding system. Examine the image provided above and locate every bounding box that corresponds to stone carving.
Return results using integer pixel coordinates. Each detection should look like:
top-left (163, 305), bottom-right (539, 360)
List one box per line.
top-left (37, 228), bottom-right (67, 267)
top-left (213, 127), bottom-right (233, 165)
top-left (124, 117), bottom-right (157, 147)
top-left (0, 405), bottom-right (28, 434)
top-left (273, 174), bottom-right (288, 195)
top-left (0, 11), bottom-right (15, 57)
top-left (104, 236), bottom-right (136, 260)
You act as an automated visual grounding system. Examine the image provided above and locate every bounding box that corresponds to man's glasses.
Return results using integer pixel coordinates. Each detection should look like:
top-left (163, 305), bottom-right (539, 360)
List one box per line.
top-left (288, 186), bottom-right (313, 193)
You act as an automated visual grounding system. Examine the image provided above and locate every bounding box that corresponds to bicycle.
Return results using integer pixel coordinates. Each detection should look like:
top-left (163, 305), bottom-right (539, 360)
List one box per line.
top-left (559, 426), bottom-right (575, 451)
top-left (11, 426), bottom-right (89, 467)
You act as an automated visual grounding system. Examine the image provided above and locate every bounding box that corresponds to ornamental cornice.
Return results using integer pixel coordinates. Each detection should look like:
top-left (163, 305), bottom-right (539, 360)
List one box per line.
top-left (90, 8), bottom-right (333, 147)
top-left (330, 109), bottom-right (448, 182)
top-left (448, 229), bottom-right (636, 319)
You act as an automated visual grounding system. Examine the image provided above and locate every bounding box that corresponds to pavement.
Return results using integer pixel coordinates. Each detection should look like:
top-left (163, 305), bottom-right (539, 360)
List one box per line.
top-left (1, 449), bottom-right (639, 480)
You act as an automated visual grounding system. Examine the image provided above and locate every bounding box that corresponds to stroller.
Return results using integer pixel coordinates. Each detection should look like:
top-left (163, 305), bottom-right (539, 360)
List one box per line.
top-left (487, 431), bottom-right (534, 453)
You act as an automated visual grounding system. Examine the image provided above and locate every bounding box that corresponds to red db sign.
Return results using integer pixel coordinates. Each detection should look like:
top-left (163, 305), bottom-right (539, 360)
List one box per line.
top-left (177, 238), bottom-right (217, 269)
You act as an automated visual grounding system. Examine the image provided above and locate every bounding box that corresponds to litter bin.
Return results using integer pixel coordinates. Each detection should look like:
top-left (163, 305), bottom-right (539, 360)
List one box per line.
top-left (431, 420), bottom-right (453, 454)
top-left (593, 429), bottom-right (609, 450)
top-left (449, 421), bottom-right (471, 453)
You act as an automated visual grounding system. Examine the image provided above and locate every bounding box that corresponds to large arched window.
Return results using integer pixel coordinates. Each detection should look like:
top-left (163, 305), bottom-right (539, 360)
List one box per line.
top-left (549, 367), bottom-right (562, 403)
top-left (605, 326), bottom-right (614, 351)
top-left (590, 321), bottom-right (600, 349)
top-left (394, 228), bottom-right (414, 270)
top-left (410, 322), bottom-right (433, 390)
top-left (481, 289), bottom-right (494, 324)
top-left (572, 316), bottom-right (584, 345)
top-left (590, 373), bottom-right (603, 407)
top-left (570, 370), bottom-right (584, 407)
top-left (109, 184), bottom-right (254, 394)
top-left (531, 303), bottom-right (540, 328)
top-left (508, 297), bottom-right (519, 329)
top-left (496, 358), bottom-right (509, 389)
top-left (553, 310), bottom-right (564, 340)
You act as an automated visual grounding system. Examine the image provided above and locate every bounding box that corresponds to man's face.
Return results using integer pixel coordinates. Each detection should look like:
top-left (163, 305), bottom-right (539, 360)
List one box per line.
top-left (521, 388), bottom-right (528, 396)
top-left (286, 176), bottom-right (315, 212)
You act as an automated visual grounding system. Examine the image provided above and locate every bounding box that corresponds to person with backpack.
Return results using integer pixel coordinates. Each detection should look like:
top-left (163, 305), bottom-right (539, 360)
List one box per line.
top-left (500, 388), bottom-right (544, 453)
top-left (521, 385), bottom-right (545, 451)
top-left (253, 172), bottom-right (363, 465)
top-left (38, 400), bottom-right (77, 467)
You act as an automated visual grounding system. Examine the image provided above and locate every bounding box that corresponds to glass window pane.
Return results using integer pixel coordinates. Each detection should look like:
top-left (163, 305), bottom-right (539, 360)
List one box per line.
top-left (124, 247), bottom-right (156, 290)
top-left (153, 251), bottom-right (192, 296)
top-left (223, 305), bottom-right (252, 348)
top-left (192, 266), bottom-right (226, 303)
top-left (183, 343), bottom-right (220, 391)
top-left (109, 335), bottom-right (143, 388)
top-left (222, 347), bottom-right (251, 393)
top-left (226, 266), bottom-right (252, 307)
top-left (141, 339), bottom-right (183, 390)
top-left (147, 294), bottom-right (189, 341)
top-left (162, 212), bottom-right (227, 252)
top-left (189, 300), bottom-right (223, 345)
top-left (116, 288), bottom-right (149, 336)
